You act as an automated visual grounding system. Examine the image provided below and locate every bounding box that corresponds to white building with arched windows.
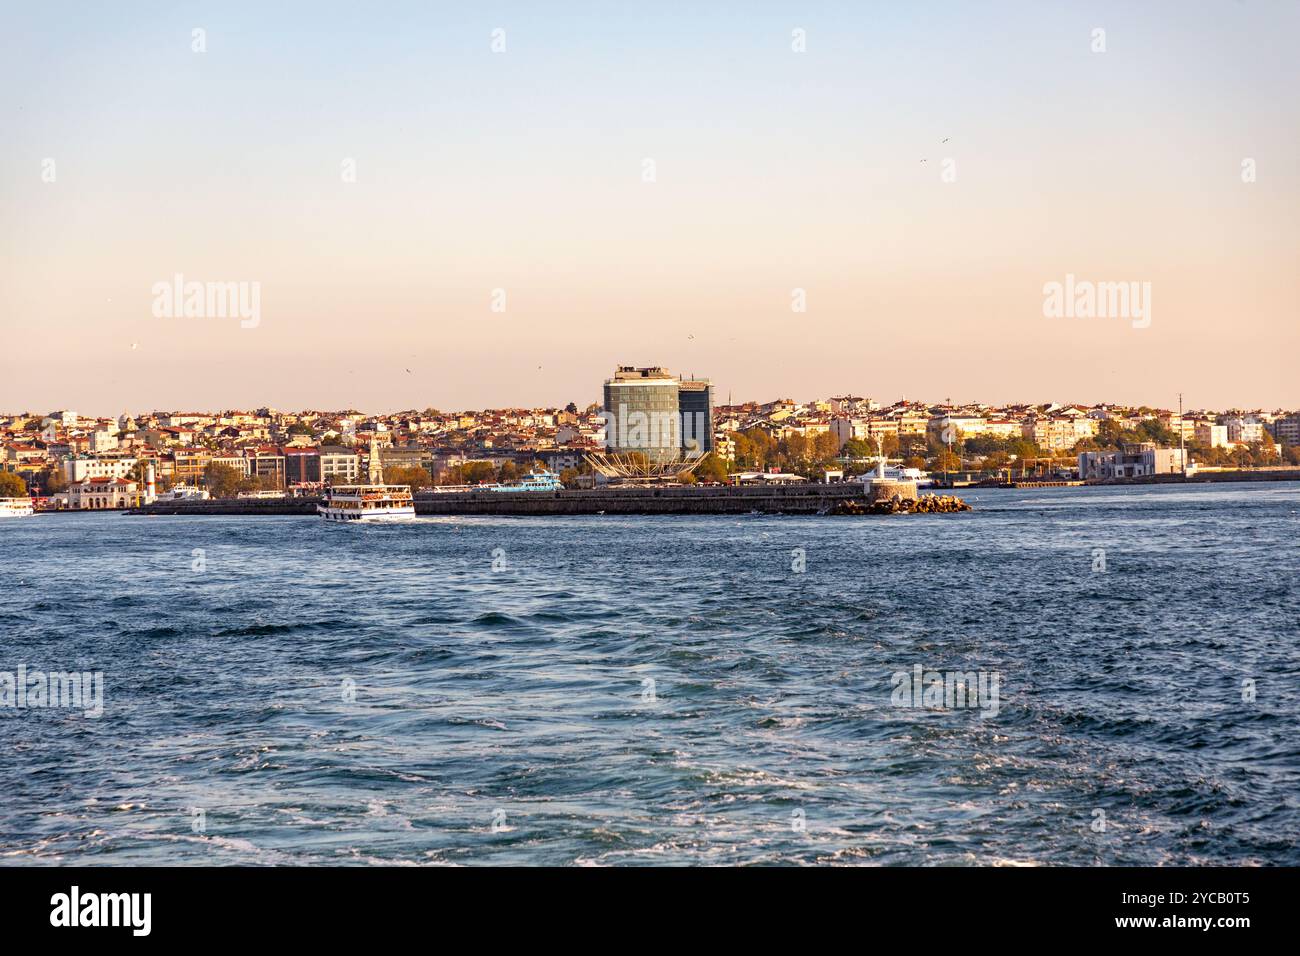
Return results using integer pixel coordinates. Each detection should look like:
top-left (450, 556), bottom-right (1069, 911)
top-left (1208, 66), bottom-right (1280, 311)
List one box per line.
top-left (68, 476), bottom-right (139, 510)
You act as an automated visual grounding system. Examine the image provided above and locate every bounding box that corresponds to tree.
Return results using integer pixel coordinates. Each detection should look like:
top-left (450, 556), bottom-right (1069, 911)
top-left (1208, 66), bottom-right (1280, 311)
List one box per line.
top-left (384, 465), bottom-right (433, 489)
top-left (694, 453), bottom-right (730, 483)
top-left (0, 472), bottom-right (27, 497)
top-left (841, 438), bottom-right (872, 459)
top-left (813, 431), bottom-right (839, 463)
top-left (497, 461), bottom-right (521, 482)
top-left (41, 468), bottom-right (68, 494)
top-left (931, 449), bottom-right (961, 472)
top-left (462, 461), bottom-right (496, 484)
top-left (203, 463), bottom-right (245, 498)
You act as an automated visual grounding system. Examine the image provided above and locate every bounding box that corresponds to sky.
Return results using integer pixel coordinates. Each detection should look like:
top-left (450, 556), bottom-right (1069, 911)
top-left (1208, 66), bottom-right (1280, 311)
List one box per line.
top-left (1, 1), bottom-right (1297, 415)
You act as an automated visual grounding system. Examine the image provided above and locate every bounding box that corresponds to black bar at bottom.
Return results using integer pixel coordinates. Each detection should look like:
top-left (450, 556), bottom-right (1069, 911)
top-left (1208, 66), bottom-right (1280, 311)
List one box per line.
top-left (0, 865), bottom-right (1281, 942)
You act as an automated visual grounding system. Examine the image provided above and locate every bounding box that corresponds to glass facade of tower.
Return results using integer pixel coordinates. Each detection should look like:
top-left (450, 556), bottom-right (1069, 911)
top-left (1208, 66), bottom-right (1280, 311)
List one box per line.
top-left (602, 367), bottom-right (682, 466)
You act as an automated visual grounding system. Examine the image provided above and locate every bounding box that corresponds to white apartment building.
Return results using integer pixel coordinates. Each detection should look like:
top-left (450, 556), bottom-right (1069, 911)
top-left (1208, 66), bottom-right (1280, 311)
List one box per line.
top-left (320, 447), bottom-right (361, 483)
top-left (89, 428), bottom-right (119, 452)
top-left (1224, 417), bottom-right (1265, 443)
top-left (830, 417), bottom-right (899, 450)
top-left (63, 456), bottom-right (138, 482)
top-left (1025, 416), bottom-right (1100, 451)
top-left (1194, 423), bottom-right (1229, 448)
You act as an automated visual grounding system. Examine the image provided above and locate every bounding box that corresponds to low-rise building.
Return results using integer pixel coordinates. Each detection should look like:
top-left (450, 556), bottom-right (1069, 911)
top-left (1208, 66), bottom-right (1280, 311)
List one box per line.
top-left (1078, 444), bottom-right (1188, 480)
top-left (68, 476), bottom-right (139, 509)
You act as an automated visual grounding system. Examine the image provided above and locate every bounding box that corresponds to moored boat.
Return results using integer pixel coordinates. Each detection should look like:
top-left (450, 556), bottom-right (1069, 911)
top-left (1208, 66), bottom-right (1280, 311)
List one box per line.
top-left (488, 469), bottom-right (564, 493)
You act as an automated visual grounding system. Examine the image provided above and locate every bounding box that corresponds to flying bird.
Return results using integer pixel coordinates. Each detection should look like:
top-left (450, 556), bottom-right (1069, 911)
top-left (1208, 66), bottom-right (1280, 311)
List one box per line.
top-left (941, 137), bottom-right (950, 143)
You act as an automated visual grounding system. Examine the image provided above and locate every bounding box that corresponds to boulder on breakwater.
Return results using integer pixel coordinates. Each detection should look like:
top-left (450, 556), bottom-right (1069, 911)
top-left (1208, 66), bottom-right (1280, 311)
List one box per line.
top-left (831, 493), bottom-right (972, 516)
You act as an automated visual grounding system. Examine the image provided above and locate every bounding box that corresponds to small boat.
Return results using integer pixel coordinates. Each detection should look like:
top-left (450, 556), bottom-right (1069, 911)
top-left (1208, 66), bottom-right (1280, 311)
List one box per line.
top-left (0, 497), bottom-right (35, 518)
top-left (317, 484), bottom-right (415, 522)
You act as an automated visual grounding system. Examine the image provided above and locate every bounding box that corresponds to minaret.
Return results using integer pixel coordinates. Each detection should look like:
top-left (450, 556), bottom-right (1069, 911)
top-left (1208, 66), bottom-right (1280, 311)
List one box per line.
top-left (1179, 393), bottom-right (1187, 479)
top-left (368, 434), bottom-right (384, 484)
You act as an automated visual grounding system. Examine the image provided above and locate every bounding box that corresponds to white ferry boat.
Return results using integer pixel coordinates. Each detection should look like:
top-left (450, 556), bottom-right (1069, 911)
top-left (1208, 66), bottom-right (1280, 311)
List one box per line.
top-left (317, 436), bottom-right (414, 522)
top-left (0, 497), bottom-right (35, 518)
top-left (317, 484), bottom-right (415, 522)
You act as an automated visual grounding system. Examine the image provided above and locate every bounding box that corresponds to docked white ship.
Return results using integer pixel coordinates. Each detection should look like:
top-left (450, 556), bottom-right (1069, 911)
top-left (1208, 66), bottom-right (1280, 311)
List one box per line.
top-left (317, 436), bottom-right (415, 523)
top-left (0, 497), bottom-right (35, 518)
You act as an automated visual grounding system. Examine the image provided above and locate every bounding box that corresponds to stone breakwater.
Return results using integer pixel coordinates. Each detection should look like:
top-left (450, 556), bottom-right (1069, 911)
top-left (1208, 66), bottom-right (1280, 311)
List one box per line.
top-left (831, 493), bottom-right (973, 516)
top-left (130, 482), bottom-right (973, 517)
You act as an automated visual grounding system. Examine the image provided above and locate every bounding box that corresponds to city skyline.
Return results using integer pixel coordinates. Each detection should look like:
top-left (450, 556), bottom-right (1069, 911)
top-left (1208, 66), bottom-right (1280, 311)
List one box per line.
top-left (3, 2), bottom-right (1298, 412)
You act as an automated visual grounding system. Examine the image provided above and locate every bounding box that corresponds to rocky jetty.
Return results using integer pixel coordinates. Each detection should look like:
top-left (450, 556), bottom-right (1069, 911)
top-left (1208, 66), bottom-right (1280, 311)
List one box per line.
top-left (831, 493), bottom-right (972, 516)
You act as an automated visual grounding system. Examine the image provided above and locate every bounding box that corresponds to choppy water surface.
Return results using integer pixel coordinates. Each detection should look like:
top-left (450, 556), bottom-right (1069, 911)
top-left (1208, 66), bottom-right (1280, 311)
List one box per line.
top-left (2, 482), bottom-right (1298, 865)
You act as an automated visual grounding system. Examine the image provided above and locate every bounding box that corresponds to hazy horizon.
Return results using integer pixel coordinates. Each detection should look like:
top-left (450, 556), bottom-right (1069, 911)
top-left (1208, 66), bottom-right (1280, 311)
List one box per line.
top-left (3, 1), bottom-right (1297, 413)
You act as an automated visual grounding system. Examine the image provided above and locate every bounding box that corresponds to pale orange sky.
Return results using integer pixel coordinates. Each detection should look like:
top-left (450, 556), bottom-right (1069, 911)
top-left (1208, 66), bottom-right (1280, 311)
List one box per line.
top-left (1, 2), bottom-right (1296, 415)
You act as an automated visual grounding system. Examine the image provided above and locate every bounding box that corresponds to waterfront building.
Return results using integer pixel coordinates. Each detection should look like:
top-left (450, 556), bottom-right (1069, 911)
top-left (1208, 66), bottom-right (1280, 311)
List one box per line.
top-left (172, 448), bottom-right (212, 483)
top-left (1077, 444), bottom-right (1188, 480)
top-left (246, 448), bottom-right (286, 487)
top-left (68, 476), bottom-right (140, 509)
top-left (602, 366), bottom-right (682, 465)
top-left (284, 447), bottom-right (322, 484)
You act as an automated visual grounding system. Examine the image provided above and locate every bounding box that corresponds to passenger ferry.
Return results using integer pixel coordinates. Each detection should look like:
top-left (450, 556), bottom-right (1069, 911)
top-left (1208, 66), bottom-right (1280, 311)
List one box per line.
top-left (317, 484), bottom-right (415, 522)
top-left (0, 497), bottom-right (35, 518)
top-left (318, 435), bottom-right (415, 522)
top-left (488, 470), bottom-right (564, 493)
